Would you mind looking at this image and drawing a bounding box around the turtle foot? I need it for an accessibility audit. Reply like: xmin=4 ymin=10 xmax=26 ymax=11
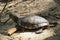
xmin=35 ymin=29 xmax=43 ymax=34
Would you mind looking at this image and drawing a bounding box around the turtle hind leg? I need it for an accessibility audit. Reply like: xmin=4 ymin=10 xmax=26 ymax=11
xmin=35 ymin=29 xmax=43 ymax=34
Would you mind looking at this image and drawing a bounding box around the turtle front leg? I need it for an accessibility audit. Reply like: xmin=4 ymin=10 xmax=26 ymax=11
xmin=35 ymin=29 xmax=43 ymax=34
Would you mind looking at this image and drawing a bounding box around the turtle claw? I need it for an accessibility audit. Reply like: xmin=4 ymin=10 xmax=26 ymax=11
xmin=35 ymin=29 xmax=43 ymax=34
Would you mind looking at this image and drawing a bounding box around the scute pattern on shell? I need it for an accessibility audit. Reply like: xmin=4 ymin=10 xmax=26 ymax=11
xmin=18 ymin=15 xmax=49 ymax=29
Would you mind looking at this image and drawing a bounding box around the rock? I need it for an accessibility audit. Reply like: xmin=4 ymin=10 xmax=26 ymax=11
xmin=11 ymin=28 xmax=55 ymax=40
xmin=0 ymin=34 xmax=12 ymax=40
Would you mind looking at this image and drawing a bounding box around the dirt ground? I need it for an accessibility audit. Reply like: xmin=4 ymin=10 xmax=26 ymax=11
xmin=0 ymin=0 xmax=60 ymax=40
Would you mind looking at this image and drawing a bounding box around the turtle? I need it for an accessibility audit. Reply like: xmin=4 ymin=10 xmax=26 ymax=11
xmin=4 ymin=13 xmax=57 ymax=34
xmin=17 ymin=15 xmax=50 ymax=34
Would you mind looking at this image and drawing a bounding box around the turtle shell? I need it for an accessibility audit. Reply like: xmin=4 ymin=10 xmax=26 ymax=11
xmin=18 ymin=15 xmax=49 ymax=29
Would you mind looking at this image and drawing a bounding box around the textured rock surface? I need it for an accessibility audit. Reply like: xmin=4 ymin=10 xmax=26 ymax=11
xmin=0 ymin=28 xmax=56 ymax=40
